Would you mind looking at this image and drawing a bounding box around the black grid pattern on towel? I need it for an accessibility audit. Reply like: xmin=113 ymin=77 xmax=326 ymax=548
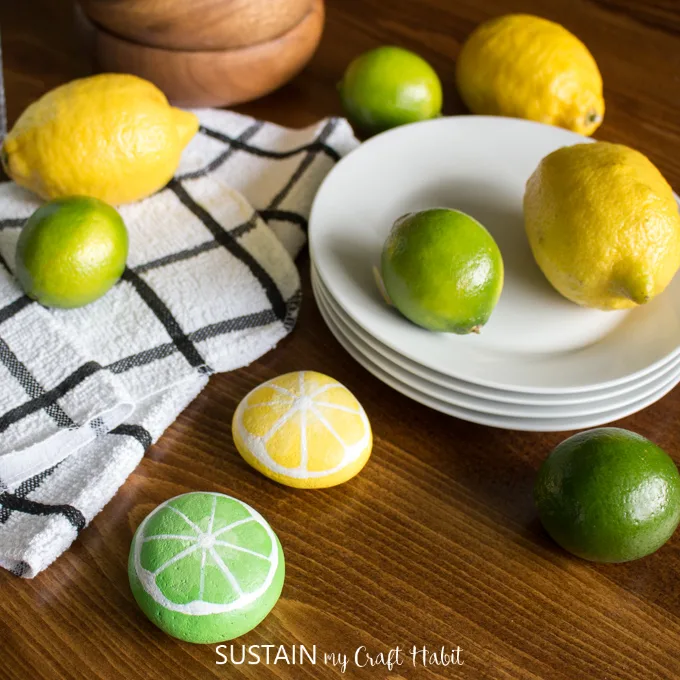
xmin=0 ymin=115 xmax=344 ymax=535
xmin=0 ymin=462 xmax=85 ymax=529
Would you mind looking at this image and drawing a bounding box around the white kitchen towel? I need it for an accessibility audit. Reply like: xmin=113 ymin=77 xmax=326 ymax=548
xmin=0 ymin=109 xmax=358 ymax=577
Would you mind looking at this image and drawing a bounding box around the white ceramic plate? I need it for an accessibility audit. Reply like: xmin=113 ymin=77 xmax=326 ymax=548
xmin=313 ymin=278 xmax=680 ymax=432
xmin=312 ymin=268 xmax=680 ymax=417
xmin=313 ymin=274 xmax=680 ymax=422
xmin=312 ymin=264 xmax=680 ymax=406
xmin=309 ymin=115 xmax=680 ymax=393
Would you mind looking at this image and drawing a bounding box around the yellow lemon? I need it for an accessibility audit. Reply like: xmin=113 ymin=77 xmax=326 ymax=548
xmin=524 ymin=142 xmax=680 ymax=310
xmin=456 ymin=14 xmax=604 ymax=136
xmin=1 ymin=74 xmax=198 ymax=205
xmin=233 ymin=371 xmax=372 ymax=489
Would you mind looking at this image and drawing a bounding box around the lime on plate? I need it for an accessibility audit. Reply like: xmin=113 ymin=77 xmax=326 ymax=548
xmin=380 ymin=208 xmax=504 ymax=334
xmin=128 ymin=492 xmax=285 ymax=643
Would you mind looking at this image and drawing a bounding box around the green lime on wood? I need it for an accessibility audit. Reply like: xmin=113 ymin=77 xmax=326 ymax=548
xmin=339 ymin=46 xmax=443 ymax=134
xmin=535 ymin=428 xmax=680 ymax=563
xmin=15 ymin=196 xmax=128 ymax=309
xmin=128 ymin=492 xmax=285 ymax=644
xmin=380 ymin=208 xmax=504 ymax=334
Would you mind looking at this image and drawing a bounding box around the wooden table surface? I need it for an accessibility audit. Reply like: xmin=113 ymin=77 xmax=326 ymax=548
xmin=2 ymin=1 xmax=680 ymax=678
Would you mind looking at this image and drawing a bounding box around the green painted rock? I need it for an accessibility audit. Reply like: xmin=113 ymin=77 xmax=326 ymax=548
xmin=380 ymin=208 xmax=504 ymax=334
xmin=128 ymin=492 xmax=285 ymax=643
xmin=535 ymin=428 xmax=680 ymax=563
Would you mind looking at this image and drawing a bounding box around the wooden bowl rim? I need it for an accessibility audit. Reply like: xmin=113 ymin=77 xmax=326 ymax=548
xmin=77 ymin=0 xmax=313 ymax=52
xmin=82 ymin=0 xmax=322 ymax=55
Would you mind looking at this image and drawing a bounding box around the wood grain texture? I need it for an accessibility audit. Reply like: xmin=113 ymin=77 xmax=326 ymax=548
xmin=1 ymin=0 xmax=680 ymax=678
xmin=76 ymin=0 xmax=325 ymax=108
xmin=77 ymin=0 xmax=312 ymax=51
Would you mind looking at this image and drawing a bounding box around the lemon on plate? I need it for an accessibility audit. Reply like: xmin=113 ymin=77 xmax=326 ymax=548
xmin=380 ymin=208 xmax=504 ymax=334
xmin=1 ymin=74 xmax=198 ymax=205
xmin=16 ymin=196 xmax=129 ymax=309
xmin=339 ymin=46 xmax=443 ymax=135
xmin=456 ymin=14 xmax=604 ymax=135
xmin=129 ymin=492 xmax=285 ymax=643
xmin=232 ymin=371 xmax=372 ymax=489
xmin=524 ymin=142 xmax=680 ymax=310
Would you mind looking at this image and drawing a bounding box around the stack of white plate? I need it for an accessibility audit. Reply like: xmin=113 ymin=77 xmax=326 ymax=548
xmin=308 ymin=116 xmax=680 ymax=431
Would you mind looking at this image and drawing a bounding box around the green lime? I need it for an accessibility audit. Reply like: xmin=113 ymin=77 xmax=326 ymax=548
xmin=128 ymin=492 xmax=285 ymax=644
xmin=380 ymin=208 xmax=504 ymax=334
xmin=535 ymin=428 xmax=680 ymax=563
xmin=15 ymin=196 xmax=128 ymax=308
xmin=339 ymin=46 xmax=443 ymax=134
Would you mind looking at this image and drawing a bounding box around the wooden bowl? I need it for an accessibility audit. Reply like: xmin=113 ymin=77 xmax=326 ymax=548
xmin=77 ymin=0 xmax=324 ymax=107
xmin=77 ymin=0 xmax=312 ymax=51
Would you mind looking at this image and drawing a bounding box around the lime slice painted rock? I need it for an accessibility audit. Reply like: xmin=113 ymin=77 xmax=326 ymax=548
xmin=128 ymin=492 xmax=285 ymax=643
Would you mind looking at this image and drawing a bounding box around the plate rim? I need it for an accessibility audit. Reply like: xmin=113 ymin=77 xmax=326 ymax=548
xmin=312 ymin=263 xmax=680 ymax=406
xmin=314 ymin=278 xmax=680 ymax=432
xmin=313 ymin=273 xmax=680 ymax=421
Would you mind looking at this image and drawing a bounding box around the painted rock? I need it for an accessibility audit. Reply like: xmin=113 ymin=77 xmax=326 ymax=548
xmin=232 ymin=371 xmax=372 ymax=489
xmin=128 ymin=492 xmax=285 ymax=643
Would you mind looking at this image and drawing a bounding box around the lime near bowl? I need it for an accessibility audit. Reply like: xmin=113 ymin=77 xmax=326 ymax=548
xmin=535 ymin=428 xmax=680 ymax=563
xmin=339 ymin=46 xmax=443 ymax=135
xmin=380 ymin=208 xmax=504 ymax=334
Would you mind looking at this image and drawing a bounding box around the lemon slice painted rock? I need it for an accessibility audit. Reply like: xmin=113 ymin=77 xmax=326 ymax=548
xmin=128 ymin=492 xmax=285 ymax=644
xmin=233 ymin=371 xmax=372 ymax=489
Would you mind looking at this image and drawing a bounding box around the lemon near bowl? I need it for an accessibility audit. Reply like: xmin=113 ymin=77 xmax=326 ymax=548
xmin=524 ymin=142 xmax=680 ymax=310
xmin=1 ymin=74 xmax=198 ymax=205
xmin=233 ymin=371 xmax=372 ymax=489
xmin=456 ymin=14 xmax=604 ymax=135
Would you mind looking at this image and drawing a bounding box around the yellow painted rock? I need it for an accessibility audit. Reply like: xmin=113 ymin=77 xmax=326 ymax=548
xmin=232 ymin=371 xmax=372 ymax=489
